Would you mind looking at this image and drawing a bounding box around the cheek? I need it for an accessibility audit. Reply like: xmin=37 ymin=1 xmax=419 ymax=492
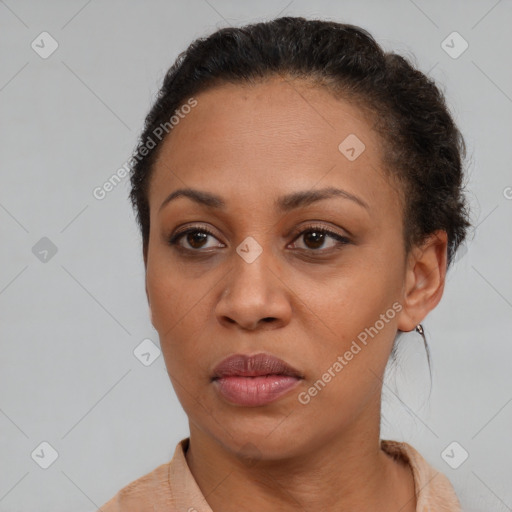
xmin=295 ymin=294 xmax=398 ymax=422
xmin=147 ymin=253 xmax=208 ymax=329
xmin=289 ymin=260 xmax=401 ymax=388
xmin=291 ymin=256 xmax=397 ymax=332
xmin=146 ymin=262 xmax=211 ymax=372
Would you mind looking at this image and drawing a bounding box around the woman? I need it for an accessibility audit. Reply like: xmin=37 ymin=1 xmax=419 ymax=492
xmin=99 ymin=16 xmax=470 ymax=511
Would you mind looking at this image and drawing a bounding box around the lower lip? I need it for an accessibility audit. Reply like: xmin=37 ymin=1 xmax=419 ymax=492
xmin=213 ymin=375 xmax=301 ymax=406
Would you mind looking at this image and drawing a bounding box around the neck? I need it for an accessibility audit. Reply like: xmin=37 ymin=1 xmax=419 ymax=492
xmin=184 ymin=403 xmax=416 ymax=512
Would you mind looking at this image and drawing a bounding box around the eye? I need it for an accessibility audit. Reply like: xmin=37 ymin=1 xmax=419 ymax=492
xmin=288 ymin=225 xmax=350 ymax=252
xmin=167 ymin=224 xmax=350 ymax=254
xmin=168 ymin=226 xmax=225 ymax=251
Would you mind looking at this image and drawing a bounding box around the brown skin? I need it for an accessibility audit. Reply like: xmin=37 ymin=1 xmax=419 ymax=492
xmin=144 ymin=76 xmax=447 ymax=512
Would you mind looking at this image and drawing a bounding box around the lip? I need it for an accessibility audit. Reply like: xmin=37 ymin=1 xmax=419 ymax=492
xmin=211 ymin=353 xmax=304 ymax=407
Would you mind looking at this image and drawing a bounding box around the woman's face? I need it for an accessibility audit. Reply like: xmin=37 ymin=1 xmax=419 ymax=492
xmin=145 ymin=77 xmax=412 ymax=459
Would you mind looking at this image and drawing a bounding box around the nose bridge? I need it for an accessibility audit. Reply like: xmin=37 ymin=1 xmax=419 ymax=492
xmin=230 ymin=235 xmax=275 ymax=300
xmin=216 ymin=234 xmax=291 ymax=329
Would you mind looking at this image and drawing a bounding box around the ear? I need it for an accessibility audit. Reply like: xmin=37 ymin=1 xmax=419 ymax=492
xmin=396 ymin=230 xmax=448 ymax=332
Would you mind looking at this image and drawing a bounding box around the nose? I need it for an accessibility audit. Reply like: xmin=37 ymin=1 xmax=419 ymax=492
xmin=215 ymin=247 xmax=293 ymax=331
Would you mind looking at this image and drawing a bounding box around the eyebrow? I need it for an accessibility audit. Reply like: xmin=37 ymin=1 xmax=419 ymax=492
xmin=158 ymin=186 xmax=370 ymax=213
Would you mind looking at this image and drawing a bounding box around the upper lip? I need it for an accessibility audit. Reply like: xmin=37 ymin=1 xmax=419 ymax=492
xmin=211 ymin=353 xmax=304 ymax=380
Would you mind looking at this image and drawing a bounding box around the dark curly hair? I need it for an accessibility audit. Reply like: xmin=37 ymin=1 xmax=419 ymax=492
xmin=128 ymin=16 xmax=471 ymax=272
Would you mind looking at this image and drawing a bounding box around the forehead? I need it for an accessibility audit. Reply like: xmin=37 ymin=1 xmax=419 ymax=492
xmin=148 ymin=77 xmax=398 ymax=216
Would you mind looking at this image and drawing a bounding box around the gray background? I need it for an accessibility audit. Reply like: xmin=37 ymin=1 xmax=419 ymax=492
xmin=1 ymin=1 xmax=511 ymax=511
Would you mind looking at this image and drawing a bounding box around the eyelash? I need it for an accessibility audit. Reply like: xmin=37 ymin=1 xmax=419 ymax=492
xmin=167 ymin=224 xmax=350 ymax=254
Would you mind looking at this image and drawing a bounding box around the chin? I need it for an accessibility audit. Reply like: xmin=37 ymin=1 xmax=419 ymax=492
xmin=199 ymin=414 xmax=313 ymax=462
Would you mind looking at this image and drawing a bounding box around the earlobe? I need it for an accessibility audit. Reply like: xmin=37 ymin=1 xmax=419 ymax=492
xmin=396 ymin=230 xmax=448 ymax=332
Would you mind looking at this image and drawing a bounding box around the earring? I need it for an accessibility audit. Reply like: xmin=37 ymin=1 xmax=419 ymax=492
xmin=415 ymin=323 xmax=426 ymax=344
xmin=415 ymin=323 xmax=432 ymax=375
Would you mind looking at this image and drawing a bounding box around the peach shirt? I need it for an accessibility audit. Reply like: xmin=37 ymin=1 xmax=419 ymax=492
xmin=98 ymin=438 xmax=462 ymax=511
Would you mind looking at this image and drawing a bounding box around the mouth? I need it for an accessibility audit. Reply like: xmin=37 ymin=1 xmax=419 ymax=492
xmin=211 ymin=353 xmax=304 ymax=407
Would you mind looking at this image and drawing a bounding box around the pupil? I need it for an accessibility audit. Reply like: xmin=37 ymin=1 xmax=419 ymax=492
xmin=188 ymin=232 xmax=207 ymax=248
xmin=305 ymin=231 xmax=324 ymax=249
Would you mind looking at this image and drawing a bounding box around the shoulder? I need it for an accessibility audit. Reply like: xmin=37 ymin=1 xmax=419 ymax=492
xmin=381 ymin=439 xmax=462 ymax=511
xmin=97 ymin=460 xmax=172 ymax=512
xmin=97 ymin=437 xmax=212 ymax=512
